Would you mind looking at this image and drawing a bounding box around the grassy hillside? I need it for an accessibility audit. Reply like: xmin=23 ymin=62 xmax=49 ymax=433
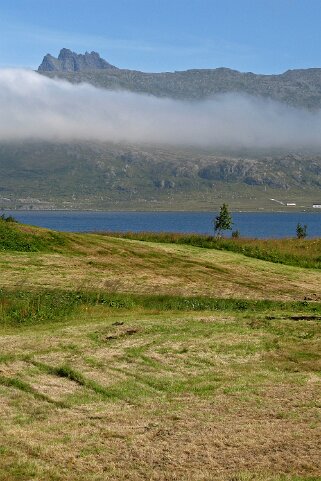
xmin=1 ymin=220 xmax=321 ymax=300
xmin=105 ymin=231 xmax=321 ymax=269
xmin=0 ymin=222 xmax=321 ymax=480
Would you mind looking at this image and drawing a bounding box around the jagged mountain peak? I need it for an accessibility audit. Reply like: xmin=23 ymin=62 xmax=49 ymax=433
xmin=37 ymin=49 xmax=321 ymax=109
xmin=38 ymin=48 xmax=118 ymax=72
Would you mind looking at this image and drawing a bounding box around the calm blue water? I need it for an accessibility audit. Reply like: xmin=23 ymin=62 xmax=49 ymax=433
xmin=3 ymin=210 xmax=321 ymax=238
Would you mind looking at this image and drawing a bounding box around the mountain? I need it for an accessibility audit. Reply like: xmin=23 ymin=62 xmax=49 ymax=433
xmin=38 ymin=48 xmax=117 ymax=72
xmin=1 ymin=141 xmax=321 ymax=211
xmin=38 ymin=49 xmax=321 ymax=109
xmin=2 ymin=50 xmax=319 ymax=211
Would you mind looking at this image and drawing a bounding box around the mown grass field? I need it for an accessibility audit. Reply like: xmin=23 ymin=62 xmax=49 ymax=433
xmin=102 ymin=231 xmax=321 ymax=270
xmin=0 ymin=219 xmax=320 ymax=480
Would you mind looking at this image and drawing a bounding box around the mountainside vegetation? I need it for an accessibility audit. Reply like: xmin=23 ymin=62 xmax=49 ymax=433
xmin=1 ymin=141 xmax=321 ymax=210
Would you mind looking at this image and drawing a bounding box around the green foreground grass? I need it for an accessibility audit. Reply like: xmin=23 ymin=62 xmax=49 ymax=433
xmin=0 ymin=295 xmax=320 ymax=480
xmin=0 ymin=220 xmax=321 ymax=480
xmin=1 ymin=288 xmax=321 ymax=328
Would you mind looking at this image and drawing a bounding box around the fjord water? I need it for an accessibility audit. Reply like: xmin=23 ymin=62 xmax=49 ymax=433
xmin=4 ymin=211 xmax=321 ymax=238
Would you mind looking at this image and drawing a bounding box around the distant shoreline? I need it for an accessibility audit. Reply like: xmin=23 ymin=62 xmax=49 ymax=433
xmin=2 ymin=208 xmax=321 ymax=213
xmin=3 ymin=210 xmax=321 ymax=239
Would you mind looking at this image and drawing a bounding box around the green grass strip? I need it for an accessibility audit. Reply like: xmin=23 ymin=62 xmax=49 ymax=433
xmin=0 ymin=218 xmax=69 ymax=252
xmin=0 ymin=374 xmax=65 ymax=406
xmin=32 ymin=361 xmax=116 ymax=399
xmin=1 ymin=288 xmax=321 ymax=327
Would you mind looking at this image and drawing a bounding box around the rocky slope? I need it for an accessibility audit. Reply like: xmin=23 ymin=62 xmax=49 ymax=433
xmin=1 ymin=141 xmax=321 ymax=210
xmin=38 ymin=48 xmax=117 ymax=72
xmin=38 ymin=49 xmax=321 ymax=109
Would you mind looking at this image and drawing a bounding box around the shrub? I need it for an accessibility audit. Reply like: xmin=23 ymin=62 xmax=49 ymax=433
xmin=0 ymin=213 xmax=17 ymax=223
xmin=213 ymin=203 xmax=233 ymax=237
xmin=296 ymin=223 xmax=307 ymax=239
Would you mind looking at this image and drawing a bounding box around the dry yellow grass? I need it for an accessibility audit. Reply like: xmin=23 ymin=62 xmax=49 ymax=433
xmin=1 ymin=230 xmax=321 ymax=479
xmin=1 ymin=234 xmax=321 ymax=300
xmin=0 ymin=308 xmax=320 ymax=480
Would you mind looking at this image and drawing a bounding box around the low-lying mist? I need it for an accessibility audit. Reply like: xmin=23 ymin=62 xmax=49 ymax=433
xmin=0 ymin=68 xmax=321 ymax=150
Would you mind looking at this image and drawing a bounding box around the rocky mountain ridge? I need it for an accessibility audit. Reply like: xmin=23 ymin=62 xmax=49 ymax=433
xmin=38 ymin=49 xmax=321 ymax=109
xmin=38 ymin=48 xmax=117 ymax=72
xmin=3 ymin=50 xmax=317 ymax=210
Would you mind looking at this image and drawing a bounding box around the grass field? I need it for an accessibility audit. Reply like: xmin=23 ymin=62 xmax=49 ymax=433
xmin=0 ymin=220 xmax=320 ymax=480
xmin=102 ymin=232 xmax=321 ymax=270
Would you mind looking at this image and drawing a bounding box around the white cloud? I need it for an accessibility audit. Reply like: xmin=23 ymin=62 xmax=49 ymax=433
xmin=0 ymin=68 xmax=320 ymax=149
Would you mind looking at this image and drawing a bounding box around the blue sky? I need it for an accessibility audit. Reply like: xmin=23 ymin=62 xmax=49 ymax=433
xmin=1 ymin=0 xmax=321 ymax=73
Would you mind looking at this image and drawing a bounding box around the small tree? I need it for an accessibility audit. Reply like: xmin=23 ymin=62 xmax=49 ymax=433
xmin=213 ymin=203 xmax=233 ymax=237
xmin=0 ymin=214 xmax=16 ymax=223
xmin=296 ymin=222 xmax=307 ymax=239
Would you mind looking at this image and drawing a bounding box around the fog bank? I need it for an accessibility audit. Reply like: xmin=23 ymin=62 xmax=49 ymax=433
xmin=0 ymin=68 xmax=320 ymax=149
